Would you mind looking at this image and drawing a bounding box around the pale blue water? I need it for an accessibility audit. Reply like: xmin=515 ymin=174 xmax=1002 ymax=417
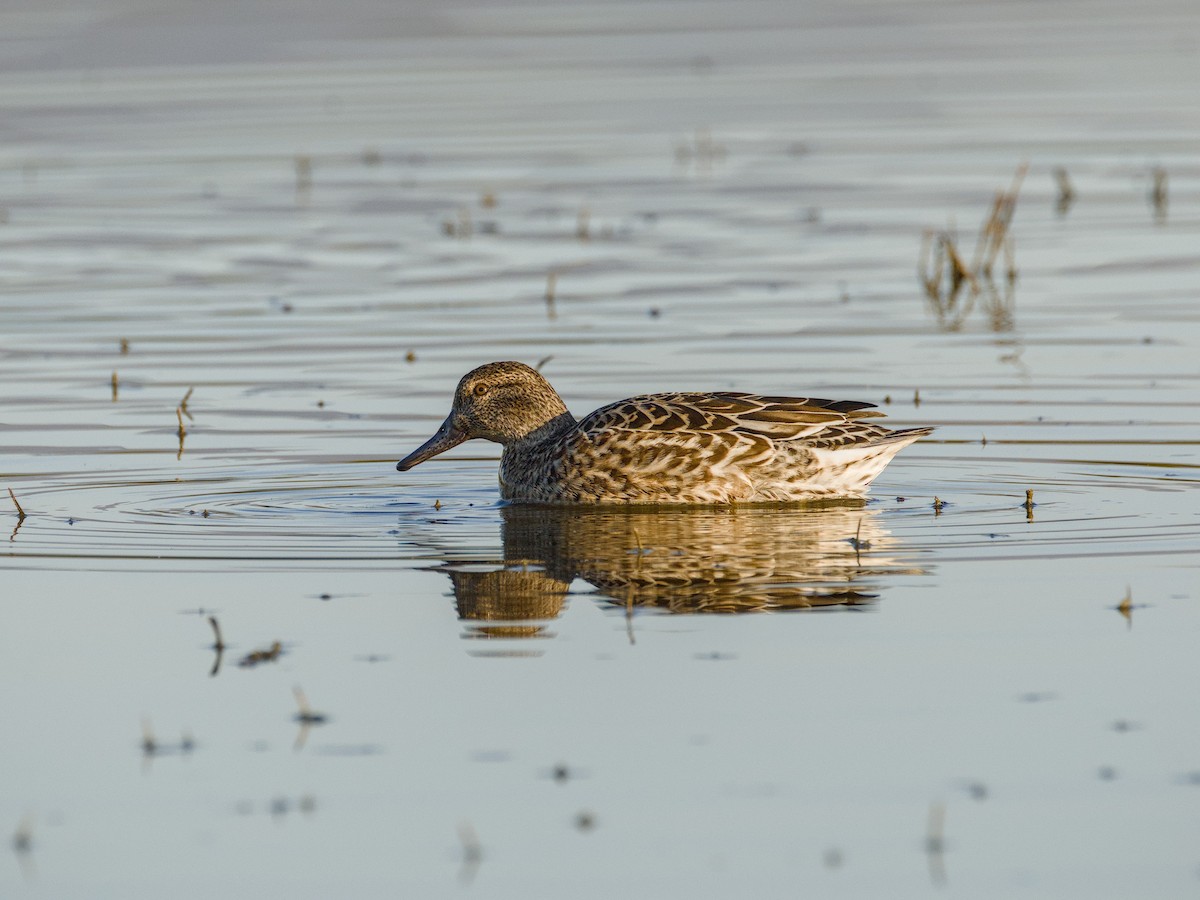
xmin=2 ymin=0 xmax=1199 ymax=897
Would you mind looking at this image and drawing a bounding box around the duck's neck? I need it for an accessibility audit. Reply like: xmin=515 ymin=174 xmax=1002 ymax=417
xmin=512 ymin=410 xmax=577 ymax=446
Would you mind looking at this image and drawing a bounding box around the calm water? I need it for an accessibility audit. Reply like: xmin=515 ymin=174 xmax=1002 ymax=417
xmin=3 ymin=1 xmax=1199 ymax=897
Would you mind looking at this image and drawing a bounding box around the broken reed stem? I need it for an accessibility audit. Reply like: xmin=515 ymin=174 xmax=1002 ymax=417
xmin=180 ymin=387 xmax=194 ymax=420
xmin=973 ymin=162 xmax=1027 ymax=277
xmin=176 ymin=407 xmax=186 ymax=438
xmin=208 ymin=616 xmax=225 ymax=651
xmin=111 ymin=371 xmax=119 ymax=401
xmin=8 ymin=488 xmax=26 ymax=522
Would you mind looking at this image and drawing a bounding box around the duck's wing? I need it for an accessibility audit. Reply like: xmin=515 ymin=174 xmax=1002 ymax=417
xmin=578 ymin=392 xmax=886 ymax=445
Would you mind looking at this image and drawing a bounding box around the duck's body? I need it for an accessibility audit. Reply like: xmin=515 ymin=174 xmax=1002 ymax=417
xmin=397 ymin=361 xmax=931 ymax=504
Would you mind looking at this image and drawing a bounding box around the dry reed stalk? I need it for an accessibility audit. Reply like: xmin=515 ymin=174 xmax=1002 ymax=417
xmin=8 ymin=488 xmax=26 ymax=521
xmin=920 ymin=164 xmax=1027 ymax=330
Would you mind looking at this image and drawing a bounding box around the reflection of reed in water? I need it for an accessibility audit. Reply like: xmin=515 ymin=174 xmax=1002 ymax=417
xmin=443 ymin=503 xmax=923 ymax=628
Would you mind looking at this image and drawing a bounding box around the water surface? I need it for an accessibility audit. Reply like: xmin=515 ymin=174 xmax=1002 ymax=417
xmin=2 ymin=1 xmax=1199 ymax=897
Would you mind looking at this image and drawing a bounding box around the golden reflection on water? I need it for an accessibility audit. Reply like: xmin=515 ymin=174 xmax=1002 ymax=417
xmin=443 ymin=503 xmax=925 ymax=636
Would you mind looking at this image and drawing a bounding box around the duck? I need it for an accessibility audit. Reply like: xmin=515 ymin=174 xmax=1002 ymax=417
xmin=396 ymin=361 xmax=931 ymax=504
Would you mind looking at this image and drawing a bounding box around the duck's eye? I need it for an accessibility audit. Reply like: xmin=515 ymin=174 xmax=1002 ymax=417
xmin=473 ymin=384 xmax=489 ymax=397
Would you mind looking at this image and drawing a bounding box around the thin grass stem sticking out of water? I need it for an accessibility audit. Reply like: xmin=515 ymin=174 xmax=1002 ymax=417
xmin=1053 ymin=167 xmax=1075 ymax=215
xmin=176 ymin=407 xmax=186 ymax=460
xmin=8 ymin=487 xmax=27 ymax=522
xmin=179 ymin=387 xmax=194 ymax=422
xmin=1150 ymin=167 xmax=1168 ymax=223
xmin=111 ymin=371 xmax=119 ymax=402
xmin=925 ymin=801 xmax=948 ymax=887
xmin=545 ymin=271 xmax=558 ymax=320
xmin=294 ymin=155 xmax=312 ymax=199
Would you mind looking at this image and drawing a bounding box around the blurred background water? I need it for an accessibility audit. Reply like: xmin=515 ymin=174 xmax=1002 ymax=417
xmin=2 ymin=1 xmax=1199 ymax=897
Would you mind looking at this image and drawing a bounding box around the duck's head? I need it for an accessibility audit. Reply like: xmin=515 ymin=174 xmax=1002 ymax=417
xmin=396 ymin=361 xmax=570 ymax=471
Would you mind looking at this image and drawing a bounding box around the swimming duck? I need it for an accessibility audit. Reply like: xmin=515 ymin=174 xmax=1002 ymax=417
xmin=396 ymin=361 xmax=931 ymax=503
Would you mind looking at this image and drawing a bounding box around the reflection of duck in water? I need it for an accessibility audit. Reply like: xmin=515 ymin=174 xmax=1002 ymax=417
xmin=445 ymin=504 xmax=923 ymax=633
xmin=398 ymin=362 xmax=931 ymax=503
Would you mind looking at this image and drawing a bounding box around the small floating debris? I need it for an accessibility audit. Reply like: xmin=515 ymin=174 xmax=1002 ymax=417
xmin=111 ymin=370 xmax=119 ymax=401
xmin=574 ymin=811 xmax=596 ymax=832
xmin=238 ymin=641 xmax=283 ymax=668
xmin=119 ymin=337 xmax=130 ymax=354
xmin=932 ymin=496 xmax=945 ymax=514
xmin=1113 ymin=587 xmax=1146 ymax=627
xmin=442 ymin=206 xmax=473 ymax=238
xmin=141 ymin=719 xmax=194 ymax=758
xmin=12 ymin=814 xmax=33 ymax=854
